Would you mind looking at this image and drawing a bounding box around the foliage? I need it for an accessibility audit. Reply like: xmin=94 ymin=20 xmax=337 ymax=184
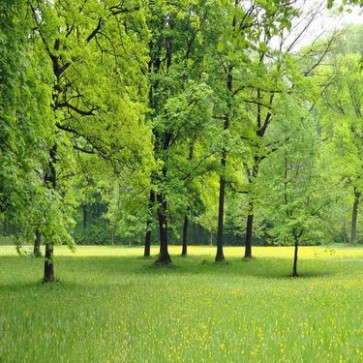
xmin=318 ymin=51 xmax=363 ymax=242
xmin=328 ymin=0 xmax=363 ymax=8
xmin=0 ymin=0 xmax=73 ymax=246
xmin=259 ymin=97 xmax=333 ymax=247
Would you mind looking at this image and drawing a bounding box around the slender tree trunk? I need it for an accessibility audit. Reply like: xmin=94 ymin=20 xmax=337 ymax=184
xmin=144 ymin=189 xmax=155 ymax=257
xmin=181 ymin=215 xmax=189 ymax=257
xmin=83 ymin=205 xmax=88 ymax=230
xmin=3 ymin=216 xmax=8 ymax=235
xmin=343 ymin=210 xmax=348 ymax=243
xmin=181 ymin=142 xmax=194 ymax=257
xmin=244 ymin=205 xmax=254 ymax=258
xmin=155 ymin=191 xmax=171 ymax=264
xmin=43 ymin=243 xmax=55 ymax=282
xmin=33 ymin=228 xmax=42 ymax=257
xmin=43 ymin=145 xmax=57 ymax=282
xmin=351 ymin=186 xmax=360 ymax=244
xmin=292 ymin=239 xmax=299 ymax=277
xmin=244 ymin=160 xmax=259 ymax=258
xmin=144 ymin=229 xmax=152 ymax=257
xmin=215 ymin=166 xmax=226 ymax=262
xmin=215 ymin=61 xmax=233 ymax=262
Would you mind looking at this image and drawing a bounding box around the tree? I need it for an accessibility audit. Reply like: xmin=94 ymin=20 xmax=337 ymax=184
xmin=319 ymin=53 xmax=363 ymax=243
xmin=258 ymin=97 xmax=331 ymax=276
xmin=232 ymin=3 xmax=338 ymax=258
xmin=28 ymin=0 xmax=151 ymax=280
xmin=0 ymin=0 xmax=66 ymax=266
xmin=146 ymin=1 xmax=215 ymax=264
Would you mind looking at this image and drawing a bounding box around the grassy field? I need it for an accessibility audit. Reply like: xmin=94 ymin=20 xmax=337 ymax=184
xmin=1 ymin=245 xmax=363 ymax=362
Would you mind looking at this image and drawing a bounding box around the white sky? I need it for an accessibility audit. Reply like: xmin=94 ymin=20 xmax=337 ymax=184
xmin=282 ymin=0 xmax=363 ymax=51
xmin=315 ymin=2 xmax=363 ymax=30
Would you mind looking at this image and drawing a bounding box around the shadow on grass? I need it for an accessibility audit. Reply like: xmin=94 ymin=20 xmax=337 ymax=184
xmin=0 ymin=281 xmax=40 ymax=293
xmin=57 ymin=253 xmax=337 ymax=280
xmin=0 ymin=253 xmax=338 ymax=294
xmin=0 ymin=280 xmax=64 ymax=293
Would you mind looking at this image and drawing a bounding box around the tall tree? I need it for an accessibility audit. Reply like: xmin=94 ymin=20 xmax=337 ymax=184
xmin=0 ymin=0 xmax=65 ymax=261
xmin=320 ymin=53 xmax=363 ymax=243
xmin=235 ymin=4 xmax=336 ymax=258
xmin=146 ymin=1 xmax=215 ymax=264
xmin=28 ymin=0 xmax=151 ymax=280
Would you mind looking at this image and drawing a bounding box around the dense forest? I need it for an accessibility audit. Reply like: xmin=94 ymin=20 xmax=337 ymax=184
xmin=1 ymin=0 xmax=363 ymax=280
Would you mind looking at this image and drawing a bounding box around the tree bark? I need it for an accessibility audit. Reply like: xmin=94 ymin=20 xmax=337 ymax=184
xmin=215 ymin=61 xmax=233 ymax=262
xmin=3 ymin=216 xmax=8 ymax=235
xmin=43 ymin=145 xmax=57 ymax=282
xmin=181 ymin=142 xmax=194 ymax=257
xmin=144 ymin=229 xmax=152 ymax=257
xmin=244 ymin=206 xmax=254 ymax=258
xmin=351 ymin=186 xmax=360 ymax=244
xmin=244 ymin=159 xmax=259 ymax=258
xmin=33 ymin=228 xmax=42 ymax=257
xmin=144 ymin=189 xmax=155 ymax=257
xmin=155 ymin=191 xmax=171 ymax=264
xmin=181 ymin=215 xmax=189 ymax=257
xmin=292 ymin=240 xmax=299 ymax=277
xmin=215 ymin=166 xmax=226 ymax=262
xmin=82 ymin=205 xmax=88 ymax=230
xmin=43 ymin=243 xmax=55 ymax=282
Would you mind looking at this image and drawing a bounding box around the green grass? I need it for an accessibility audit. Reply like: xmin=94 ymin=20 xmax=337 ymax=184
xmin=1 ymin=245 xmax=363 ymax=362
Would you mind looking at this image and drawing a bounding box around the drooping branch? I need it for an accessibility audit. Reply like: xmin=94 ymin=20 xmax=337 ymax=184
xmin=56 ymin=101 xmax=96 ymax=116
xmin=257 ymin=93 xmax=275 ymax=137
xmin=303 ymin=31 xmax=338 ymax=77
xmin=29 ymin=3 xmax=53 ymax=58
xmin=86 ymin=18 xmax=104 ymax=44
xmin=55 ymin=122 xmax=121 ymax=162
xmin=109 ymin=2 xmax=141 ymax=16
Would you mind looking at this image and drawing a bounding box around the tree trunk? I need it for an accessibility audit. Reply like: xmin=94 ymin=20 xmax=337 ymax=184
xmin=181 ymin=215 xmax=189 ymax=257
xmin=292 ymin=240 xmax=299 ymax=277
xmin=83 ymin=205 xmax=88 ymax=230
xmin=144 ymin=229 xmax=152 ymax=257
xmin=144 ymin=189 xmax=155 ymax=257
xmin=3 ymin=216 xmax=8 ymax=235
xmin=244 ymin=159 xmax=259 ymax=258
xmin=181 ymin=142 xmax=194 ymax=258
xmin=244 ymin=208 xmax=254 ymax=259
xmin=215 ymin=46 xmax=234 ymax=262
xmin=155 ymin=192 xmax=171 ymax=264
xmin=215 ymin=170 xmax=226 ymax=262
xmin=351 ymin=186 xmax=360 ymax=244
xmin=33 ymin=228 xmax=42 ymax=257
xmin=43 ymin=243 xmax=55 ymax=283
xmin=43 ymin=145 xmax=57 ymax=282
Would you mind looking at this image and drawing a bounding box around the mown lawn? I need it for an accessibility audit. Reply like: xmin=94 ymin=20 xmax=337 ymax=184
xmin=1 ymin=245 xmax=363 ymax=362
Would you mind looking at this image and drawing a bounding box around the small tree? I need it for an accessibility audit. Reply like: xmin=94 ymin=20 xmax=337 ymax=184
xmin=259 ymin=98 xmax=332 ymax=276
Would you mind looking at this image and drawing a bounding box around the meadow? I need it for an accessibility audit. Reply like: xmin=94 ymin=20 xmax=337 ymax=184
xmin=1 ymin=245 xmax=363 ymax=362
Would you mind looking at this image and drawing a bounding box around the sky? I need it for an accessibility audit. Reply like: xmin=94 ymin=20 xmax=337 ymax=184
xmin=283 ymin=0 xmax=363 ymax=51
xmin=317 ymin=2 xmax=363 ymax=30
